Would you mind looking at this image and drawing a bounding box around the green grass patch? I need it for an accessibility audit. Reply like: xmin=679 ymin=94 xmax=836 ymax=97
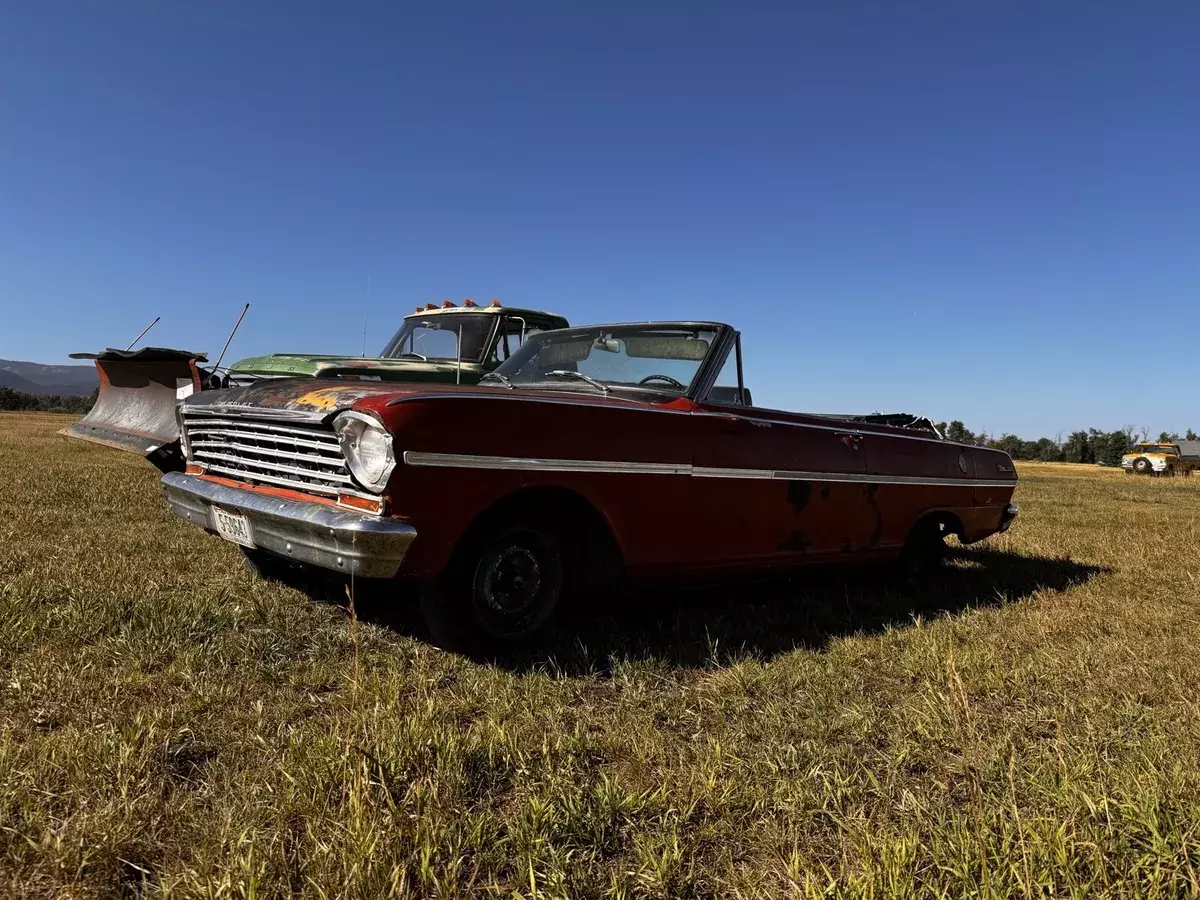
xmin=2 ymin=414 xmax=1200 ymax=897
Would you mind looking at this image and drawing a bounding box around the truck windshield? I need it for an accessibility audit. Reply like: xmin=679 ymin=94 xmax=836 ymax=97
xmin=488 ymin=324 xmax=720 ymax=395
xmin=379 ymin=315 xmax=495 ymax=363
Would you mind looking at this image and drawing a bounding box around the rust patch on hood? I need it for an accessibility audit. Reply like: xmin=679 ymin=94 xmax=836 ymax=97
xmin=182 ymin=378 xmax=408 ymax=418
xmin=293 ymin=387 xmax=353 ymax=411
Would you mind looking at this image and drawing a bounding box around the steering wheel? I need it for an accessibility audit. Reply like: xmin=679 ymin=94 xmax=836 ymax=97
xmin=638 ymin=373 xmax=686 ymax=390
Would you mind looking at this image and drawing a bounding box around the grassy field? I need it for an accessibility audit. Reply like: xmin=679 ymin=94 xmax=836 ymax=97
xmin=2 ymin=412 xmax=1200 ymax=898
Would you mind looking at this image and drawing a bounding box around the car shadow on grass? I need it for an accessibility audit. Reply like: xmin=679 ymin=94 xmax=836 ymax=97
xmin=280 ymin=547 xmax=1108 ymax=673
xmin=521 ymin=547 xmax=1107 ymax=674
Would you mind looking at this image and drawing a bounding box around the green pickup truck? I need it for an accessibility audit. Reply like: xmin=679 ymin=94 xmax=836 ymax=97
xmin=65 ymin=301 xmax=569 ymax=470
xmin=227 ymin=301 xmax=568 ymax=382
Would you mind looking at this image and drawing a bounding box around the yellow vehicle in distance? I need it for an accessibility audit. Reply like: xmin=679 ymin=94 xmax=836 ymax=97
xmin=1121 ymin=441 xmax=1200 ymax=476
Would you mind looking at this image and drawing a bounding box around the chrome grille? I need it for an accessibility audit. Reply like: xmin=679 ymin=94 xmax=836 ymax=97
xmin=181 ymin=412 xmax=350 ymax=496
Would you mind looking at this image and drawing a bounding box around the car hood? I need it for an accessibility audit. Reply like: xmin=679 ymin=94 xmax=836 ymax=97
xmin=181 ymin=377 xmax=675 ymax=421
xmin=181 ymin=378 xmax=423 ymax=420
xmin=226 ymin=352 xmax=485 ymax=381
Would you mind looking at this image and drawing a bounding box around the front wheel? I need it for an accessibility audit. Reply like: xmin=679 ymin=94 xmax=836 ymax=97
xmin=1133 ymin=457 xmax=1152 ymax=474
xmin=421 ymin=523 xmax=566 ymax=654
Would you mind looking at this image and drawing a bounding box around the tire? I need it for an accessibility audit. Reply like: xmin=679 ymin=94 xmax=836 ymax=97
xmin=901 ymin=516 xmax=949 ymax=583
xmin=421 ymin=522 xmax=566 ymax=654
xmin=1133 ymin=457 xmax=1152 ymax=474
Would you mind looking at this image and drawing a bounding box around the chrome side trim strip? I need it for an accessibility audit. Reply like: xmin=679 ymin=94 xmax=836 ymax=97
xmin=402 ymin=451 xmax=1016 ymax=488
xmin=690 ymin=465 xmax=773 ymax=480
xmin=402 ymin=451 xmax=690 ymax=476
xmin=696 ymin=467 xmax=1015 ymax=488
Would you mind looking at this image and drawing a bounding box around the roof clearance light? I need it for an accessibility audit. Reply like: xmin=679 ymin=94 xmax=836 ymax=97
xmin=414 ymin=306 xmax=423 ymax=313
xmin=490 ymin=299 xmax=502 ymax=307
xmin=463 ymin=299 xmax=477 ymax=307
xmin=442 ymin=300 xmax=456 ymax=308
xmin=424 ymin=303 xmax=437 ymax=310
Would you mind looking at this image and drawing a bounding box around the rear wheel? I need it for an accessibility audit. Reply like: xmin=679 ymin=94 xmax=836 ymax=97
xmin=901 ymin=516 xmax=950 ymax=583
xmin=421 ymin=522 xmax=566 ymax=654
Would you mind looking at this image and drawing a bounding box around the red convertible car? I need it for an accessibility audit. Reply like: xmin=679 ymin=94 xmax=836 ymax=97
xmin=160 ymin=321 xmax=1018 ymax=650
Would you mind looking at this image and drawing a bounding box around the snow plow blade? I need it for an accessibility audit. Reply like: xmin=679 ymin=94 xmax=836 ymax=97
xmin=62 ymin=347 xmax=208 ymax=472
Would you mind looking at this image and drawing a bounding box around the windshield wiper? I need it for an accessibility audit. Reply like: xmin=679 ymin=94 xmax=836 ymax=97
xmin=396 ymin=351 xmax=427 ymax=361
xmin=545 ymin=370 xmax=610 ymax=393
xmin=479 ymin=372 xmax=514 ymax=389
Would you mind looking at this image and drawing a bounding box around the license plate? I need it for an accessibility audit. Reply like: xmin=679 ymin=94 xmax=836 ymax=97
xmin=212 ymin=506 xmax=255 ymax=548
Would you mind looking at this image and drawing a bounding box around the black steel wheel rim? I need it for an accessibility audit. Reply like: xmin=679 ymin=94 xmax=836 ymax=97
xmin=471 ymin=530 xmax=562 ymax=639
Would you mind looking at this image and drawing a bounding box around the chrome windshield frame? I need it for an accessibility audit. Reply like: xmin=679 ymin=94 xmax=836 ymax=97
xmin=487 ymin=321 xmax=735 ymax=400
xmin=685 ymin=323 xmax=738 ymax=403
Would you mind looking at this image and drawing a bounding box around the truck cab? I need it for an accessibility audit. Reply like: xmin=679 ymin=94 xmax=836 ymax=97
xmin=227 ymin=301 xmax=570 ymax=383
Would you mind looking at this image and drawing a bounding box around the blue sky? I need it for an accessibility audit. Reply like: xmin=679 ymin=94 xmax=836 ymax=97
xmin=2 ymin=2 xmax=1197 ymax=438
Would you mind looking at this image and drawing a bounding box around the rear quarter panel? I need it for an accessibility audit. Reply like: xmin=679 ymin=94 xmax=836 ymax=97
xmin=861 ymin=427 xmax=1017 ymax=546
xmin=967 ymin=446 xmax=1018 ymax=541
xmin=861 ymin=428 xmax=977 ymax=548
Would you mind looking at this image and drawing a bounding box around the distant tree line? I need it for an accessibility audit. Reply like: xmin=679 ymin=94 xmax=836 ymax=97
xmin=0 ymin=386 xmax=97 ymax=415
xmin=936 ymin=421 xmax=1199 ymax=466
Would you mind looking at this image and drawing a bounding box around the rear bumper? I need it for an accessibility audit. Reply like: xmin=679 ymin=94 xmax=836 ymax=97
xmin=161 ymin=472 xmax=416 ymax=578
xmin=998 ymin=503 xmax=1019 ymax=533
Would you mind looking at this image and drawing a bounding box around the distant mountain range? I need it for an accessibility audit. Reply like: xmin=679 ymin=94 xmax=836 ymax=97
xmin=0 ymin=358 xmax=98 ymax=396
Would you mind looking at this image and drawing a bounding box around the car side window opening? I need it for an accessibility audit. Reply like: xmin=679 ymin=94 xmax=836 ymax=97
xmin=706 ymin=347 xmax=752 ymax=407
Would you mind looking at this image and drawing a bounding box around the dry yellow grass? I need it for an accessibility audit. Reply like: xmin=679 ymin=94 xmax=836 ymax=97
xmin=2 ymin=412 xmax=1200 ymax=898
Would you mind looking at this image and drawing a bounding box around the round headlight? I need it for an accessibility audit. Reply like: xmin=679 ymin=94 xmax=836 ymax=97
xmin=333 ymin=411 xmax=396 ymax=493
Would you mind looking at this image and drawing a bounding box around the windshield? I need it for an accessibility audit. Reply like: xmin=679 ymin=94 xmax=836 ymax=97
xmin=379 ymin=314 xmax=496 ymax=363
xmin=1138 ymin=444 xmax=1178 ymax=454
xmin=488 ymin=324 xmax=721 ymax=395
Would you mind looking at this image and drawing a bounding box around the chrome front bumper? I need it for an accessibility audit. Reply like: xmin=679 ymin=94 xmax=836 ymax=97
xmin=161 ymin=472 xmax=417 ymax=578
xmin=998 ymin=503 xmax=1019 ymax=533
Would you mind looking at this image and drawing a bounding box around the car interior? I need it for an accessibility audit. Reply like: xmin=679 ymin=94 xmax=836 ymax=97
xmin=706 ymin=386 xmax=754 ymax=406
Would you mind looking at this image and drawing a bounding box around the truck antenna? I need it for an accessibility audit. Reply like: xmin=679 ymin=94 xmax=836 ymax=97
xmin=125 ymin=316 xmax=161 ymax=351
xmin=361 ymin=275 xmax=371 ymax=357
xmin=212 ymin=303 xmax=251 ymax=373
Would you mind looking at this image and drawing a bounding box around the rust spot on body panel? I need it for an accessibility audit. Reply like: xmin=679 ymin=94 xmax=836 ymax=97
xmin=786 ymin=481 xmax=813 ymax=514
